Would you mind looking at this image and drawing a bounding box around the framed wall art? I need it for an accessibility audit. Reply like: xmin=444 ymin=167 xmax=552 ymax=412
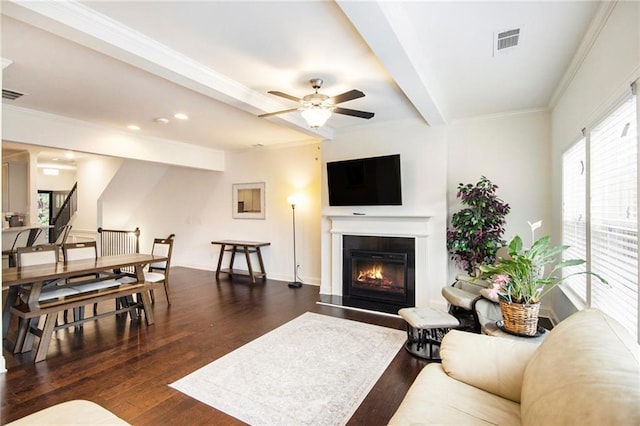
xmin=232 ymin=182 xmax=265 ymax=219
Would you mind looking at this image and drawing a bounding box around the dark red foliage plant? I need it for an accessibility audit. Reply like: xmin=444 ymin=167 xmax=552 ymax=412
xmin=446 ymin=176 xmax=510 ymax=275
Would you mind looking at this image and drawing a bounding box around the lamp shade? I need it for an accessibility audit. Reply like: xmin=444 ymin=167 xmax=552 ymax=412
xmin=301 ymin=106 xmax=332 ymax=128
xmin=287 ymin=195 xmax=299 ymax=206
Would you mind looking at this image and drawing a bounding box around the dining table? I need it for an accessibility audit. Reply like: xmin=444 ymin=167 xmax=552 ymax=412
xmin=2 ymin=253 xmax=168 ymax=361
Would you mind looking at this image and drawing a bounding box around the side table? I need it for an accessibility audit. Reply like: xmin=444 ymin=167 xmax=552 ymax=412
xmin=483 ymin=321 xmax=548 ymax=344
xmin=212 ymin=240 xmax=270 ymax=284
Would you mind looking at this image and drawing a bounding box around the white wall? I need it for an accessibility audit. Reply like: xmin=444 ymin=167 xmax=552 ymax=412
xmin=447 ymin=110 xmax=552 ymax=282
xmin=113 ymin=142 xmax=322 ymax=284
xmin=99 ymin=160 xmax=169 ymax=229
xmin=74 ymin=156 xmax=122 ymax=235
xmin=37 ymin=167 xmax=76 ymax=191
xmin=321 ymin=118 xmax=448 ymax=308
xmin=550 ymin=1 xmax=640 ymax=320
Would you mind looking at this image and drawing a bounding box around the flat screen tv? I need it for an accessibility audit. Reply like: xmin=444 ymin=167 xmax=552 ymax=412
xmin=327 ymin=154 xmax=402 ymax=206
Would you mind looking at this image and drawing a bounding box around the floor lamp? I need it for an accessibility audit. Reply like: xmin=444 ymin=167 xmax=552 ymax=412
xmin=287 ymin=195 xmax=302 ymax=288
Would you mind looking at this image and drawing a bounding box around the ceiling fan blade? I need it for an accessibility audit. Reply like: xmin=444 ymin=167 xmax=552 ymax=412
xmin=333 ymin=107 xmax=374 ymax=119
xmin=329 ymin=89 xmax=365 ymax=105
xmin=258 ymin=108 xmax=299 ymax=118
xmin=268 ymin=91 xmax=302 ymax=103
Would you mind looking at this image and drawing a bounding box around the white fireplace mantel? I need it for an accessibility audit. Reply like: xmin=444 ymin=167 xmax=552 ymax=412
xmin=327 ymin=214 xmax=431 ymax=237
xmin=324 ymin=215 xmax=431 ymax=306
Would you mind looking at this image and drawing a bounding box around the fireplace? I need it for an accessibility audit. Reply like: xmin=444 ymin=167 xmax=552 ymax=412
xmin=342 ymin=235 xmax=415 ymax=314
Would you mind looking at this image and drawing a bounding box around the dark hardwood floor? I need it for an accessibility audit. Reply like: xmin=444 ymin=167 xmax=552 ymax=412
xmin=1 ymin=267 xmax=430 ymax=425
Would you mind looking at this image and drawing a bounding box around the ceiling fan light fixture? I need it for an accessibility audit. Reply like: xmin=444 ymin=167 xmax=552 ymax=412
xmin=301 ymin=106 xmax=332 ymax=128
xmin=260 ymin=78 xmax=372 ymax=126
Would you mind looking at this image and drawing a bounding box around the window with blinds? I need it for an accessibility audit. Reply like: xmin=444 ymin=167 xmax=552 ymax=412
xmin=562 ymin=93 xmax=638 ymax=343
xmin=562 ymin=139 xmax=587 ymax=302
xmin=590 ymin=95 xmax=638 ymax=342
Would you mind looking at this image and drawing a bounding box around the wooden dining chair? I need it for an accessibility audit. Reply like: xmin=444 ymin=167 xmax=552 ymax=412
xmin=16 ymin=245 xmax=73 ymax=301
xmin=53 ymin=224 xmax=73 ymax=256
xmin=62 ymin=241 xmax=120 ymax=320
xmin=146 ymin=236 xmax=175 ymax=304
xmin=117 ymin=235 xmax=175 ymax=305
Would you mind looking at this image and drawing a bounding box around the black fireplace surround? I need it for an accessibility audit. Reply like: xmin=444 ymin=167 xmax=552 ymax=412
xmin=342 ymin=235 xmax=415 ymax=314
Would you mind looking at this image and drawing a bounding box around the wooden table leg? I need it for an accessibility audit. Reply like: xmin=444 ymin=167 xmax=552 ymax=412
xmin=215 ymin=243 xmax=226 ymax=279
xmin=18 ymin=317 xmax=40 ymax=354
xmin=244 ymin=246 xmax=255 ymax=283
xmin=3 ymin=286 xmax=19 ymax=339
xmin=256 ymin=246 xmax=267 ymax=280
xmin=140 ymin=289 xmax=155 ymax=325
xmin=228 ymin=245 xmax=237 ymax=276
xmin=34 ymin=313 xmax=57 ymax=362
xmin=134 ymin=264 xmax=153 ymax=324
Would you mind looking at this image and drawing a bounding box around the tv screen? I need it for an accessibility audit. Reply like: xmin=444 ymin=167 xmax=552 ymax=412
xmin=327 ymin=154 xmax=402 ymax=206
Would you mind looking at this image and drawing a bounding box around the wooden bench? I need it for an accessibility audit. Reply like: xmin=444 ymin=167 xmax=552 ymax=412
xmin=11 ymin=278 xmax=159 ymax=362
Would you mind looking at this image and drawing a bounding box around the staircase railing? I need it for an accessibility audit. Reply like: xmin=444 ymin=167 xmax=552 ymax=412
xmin=50 ymin=182 xmax=77 ymax=242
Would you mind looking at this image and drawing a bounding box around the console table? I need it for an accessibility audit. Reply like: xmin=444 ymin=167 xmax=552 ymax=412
xmin=211 ymin=240 xmax=270 ymax=284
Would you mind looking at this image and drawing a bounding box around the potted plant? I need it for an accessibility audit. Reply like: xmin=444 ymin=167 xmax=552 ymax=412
xmin=479 ymin=235 xmax=608 ymax=336
xmin=447 ymin=176 xmax=510 ymax=276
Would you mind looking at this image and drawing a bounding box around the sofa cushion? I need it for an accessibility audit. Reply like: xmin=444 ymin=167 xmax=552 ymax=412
xmin=441 ymin=329 xmax=539 ymax=403
xmin=521 ymin=309 xmax=640 ymax=425
xmin=388 ymin=363 xmax=521 ymax=425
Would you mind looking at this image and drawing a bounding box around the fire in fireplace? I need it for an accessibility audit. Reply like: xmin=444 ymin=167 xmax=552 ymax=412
xmin=343 ymin=235 xmax=415 ymax=314
xmin=352 ymin=252 xmax=406 ymax=294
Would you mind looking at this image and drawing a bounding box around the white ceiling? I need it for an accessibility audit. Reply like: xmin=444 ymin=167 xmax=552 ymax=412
xmin=1 ymin=1 xmax=602 ymax=155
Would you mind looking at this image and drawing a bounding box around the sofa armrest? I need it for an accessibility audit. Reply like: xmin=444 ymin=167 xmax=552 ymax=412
xmin=440 ymin=330 xmax=539 ymax=403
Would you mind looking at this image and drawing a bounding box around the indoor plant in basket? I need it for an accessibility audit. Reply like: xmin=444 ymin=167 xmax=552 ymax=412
xmin=447 ymin=176 xmax=510 ymax=276
xmin=479 ymin=235 xmax=608 ymax=336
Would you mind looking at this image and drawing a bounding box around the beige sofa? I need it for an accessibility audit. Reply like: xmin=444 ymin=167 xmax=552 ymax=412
xmin=6 ymin=400 xmax=130 ymax=425
xmin=389 ymin=308 xmax=639 ymax=425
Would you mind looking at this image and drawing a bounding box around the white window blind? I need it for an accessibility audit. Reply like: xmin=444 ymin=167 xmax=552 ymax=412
xmin=562 ymin=139 xmax=587 ymax=301
xmin=589 ymin=95 xmax=638 ymax=342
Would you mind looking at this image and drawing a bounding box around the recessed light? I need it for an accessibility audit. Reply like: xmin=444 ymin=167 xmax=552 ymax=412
xmin=154 ymin=117 xmax=170 ymax=124
xmin=127 ymin=124 xmax=141 ymax=131
xmin=174 ymin=113 xmax=188 ymax=120
xmin=43 ymin=168 xmax=59 ymax=176
xmin=64 ymin=152 xmax=74 ymax=159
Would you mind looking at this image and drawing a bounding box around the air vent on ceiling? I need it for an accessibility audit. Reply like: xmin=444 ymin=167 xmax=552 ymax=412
xmin=494 ymin=28 xmax=520 ymax=54
xmin=2 ymin=88 xmax=24 ymax=100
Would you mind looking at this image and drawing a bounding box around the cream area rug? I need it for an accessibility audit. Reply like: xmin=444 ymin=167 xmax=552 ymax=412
xmin=170 ymin=312 xmax=406 ymax=425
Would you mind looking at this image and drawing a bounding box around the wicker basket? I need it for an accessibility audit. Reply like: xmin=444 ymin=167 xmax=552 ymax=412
xmin=499 ymin=300 xmax=540 ymax=336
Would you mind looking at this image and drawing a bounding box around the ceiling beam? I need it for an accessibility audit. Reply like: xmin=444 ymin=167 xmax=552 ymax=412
xmin=337 ymin=0 xmax=446 ymax=126
xmin=3 ymin=0 xmax=334 ymax=139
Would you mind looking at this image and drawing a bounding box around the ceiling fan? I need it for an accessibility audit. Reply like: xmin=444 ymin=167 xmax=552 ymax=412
xmin=259 ymin=78 xmax=375 ymax=128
